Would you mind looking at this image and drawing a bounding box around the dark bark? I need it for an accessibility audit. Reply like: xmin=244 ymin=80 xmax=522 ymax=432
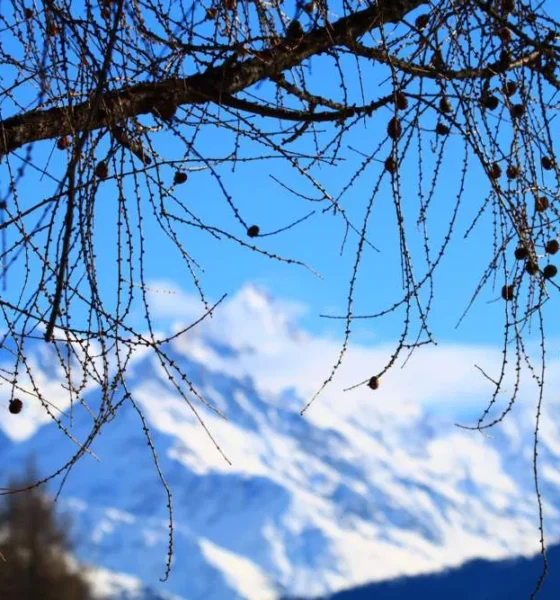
xmin=0 ymin=0 xmax=427 ymax=158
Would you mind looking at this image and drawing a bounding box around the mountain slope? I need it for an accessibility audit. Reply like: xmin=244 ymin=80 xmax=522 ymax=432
xmin=1 ymin=285 xmax=560 ymax=599
xmin=311 ymin=543 xmax=559 ymax=600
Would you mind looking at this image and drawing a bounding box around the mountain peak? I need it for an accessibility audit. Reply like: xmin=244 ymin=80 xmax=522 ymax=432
xmin=171 ymin=283 xmax=305 ymax=358
xmin=233 ymin=283 xmax=274 ymax=309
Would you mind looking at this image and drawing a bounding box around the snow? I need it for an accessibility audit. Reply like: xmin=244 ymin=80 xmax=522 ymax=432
xmin=1 ymin=283 xmax=559 ymax=599
xmin=200 ymin=539 xmax=278 ymax=600
xmin=88 ymin=568 xmax=144 ymax=599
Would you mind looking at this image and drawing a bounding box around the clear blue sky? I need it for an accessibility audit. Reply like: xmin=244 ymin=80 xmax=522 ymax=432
xmin=2 ymin=0 xmax=559 ymax=352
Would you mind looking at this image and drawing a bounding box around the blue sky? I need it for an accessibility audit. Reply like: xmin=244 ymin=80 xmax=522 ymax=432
xmin=1 ymin=0 xmax=559 ymax=354
xmin=2 ymin=8 xmax=560 ymax=597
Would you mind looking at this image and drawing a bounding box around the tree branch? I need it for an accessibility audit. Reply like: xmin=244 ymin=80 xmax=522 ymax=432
xmin=0 ymin=0 xmax=427 ymax=158
xmin=218 ymin=92 xmax=394 ymax=122
xmin=351 ymin=41 xmax=546 ymax=81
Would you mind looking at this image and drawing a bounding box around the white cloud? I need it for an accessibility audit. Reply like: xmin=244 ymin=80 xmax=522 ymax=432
xmin=143 ymin=280 xmax=209 ymax=322
xmin=156 ymin=281 xmax=555 ymax=427
xmin=3 ymin=279 xmax=557 ymax=451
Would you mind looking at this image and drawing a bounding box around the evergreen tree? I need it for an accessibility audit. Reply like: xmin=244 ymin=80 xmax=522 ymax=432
xmin=0 ymin=464 xmax=93 ymax=600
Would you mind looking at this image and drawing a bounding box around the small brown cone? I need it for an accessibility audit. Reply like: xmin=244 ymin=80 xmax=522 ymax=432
xmin=57 ymin=136 xmax=70 ymax=150
xmin=535 ymin=196 xmax=549 ymax=212
xmin=9 ymin=398 xmax=23 ymax=414
xmin=387 ymin=117 xmax=402 ymax=140
xmin=439 ymin=97 xmax=453 ymax=113
xmin=514 ymin=246 xmax=528 ymax=260
xmin=510 ymin=103 xmax=526 ymax=118
xmin=489 ymin=162 xmax=502 ymax=180
xmin=94 ymin=161 xmax=108 ymax=179
xmin=174 ymin=171 xmax=188 ymax=185
xmin=384 ymin=157 xmax=397 ymax=174
xmin=482 ymin=95 xmax=499 ymax=110
xmin=415 ymin=14 xmax=429 ymax=29
xmin=368 ymin=376 xmax=380 ymax=390
xmin=435 ymin=123 xmax=450 ymax=135
xmin=526 ymin=261 xmax=539 ymax=276
xmin=545 ymin=239 xmax=559 ymax=255
xmin=543 ymin=264 xmax=557 ymax=279
xmin=394 ymin=92 xmax=408 ymax=110
xmin=503 ymin=81 xmax=517 ymax=97
xmin=506 ymin=164 xmax=519 ymax=179
xmin=541 ymin=156 xmax=555 ymax=170
xmin=501 ymin=285 xmax=514 ymax=301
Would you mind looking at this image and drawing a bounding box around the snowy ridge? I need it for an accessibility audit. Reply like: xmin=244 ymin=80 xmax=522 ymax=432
xmin=87 ymin=566 xmax=183 ymax=600
xmin=1 ymin=284 xmax=559 ymax=599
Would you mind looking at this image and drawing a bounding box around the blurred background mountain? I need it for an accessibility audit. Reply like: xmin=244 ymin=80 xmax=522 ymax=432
xmin=1 ymin=286 xmax=558 ymax=599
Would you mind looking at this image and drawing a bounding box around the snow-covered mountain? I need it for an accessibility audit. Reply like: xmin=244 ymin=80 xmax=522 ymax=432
xmin=1 ymin=284 xmax=559 ymax=599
